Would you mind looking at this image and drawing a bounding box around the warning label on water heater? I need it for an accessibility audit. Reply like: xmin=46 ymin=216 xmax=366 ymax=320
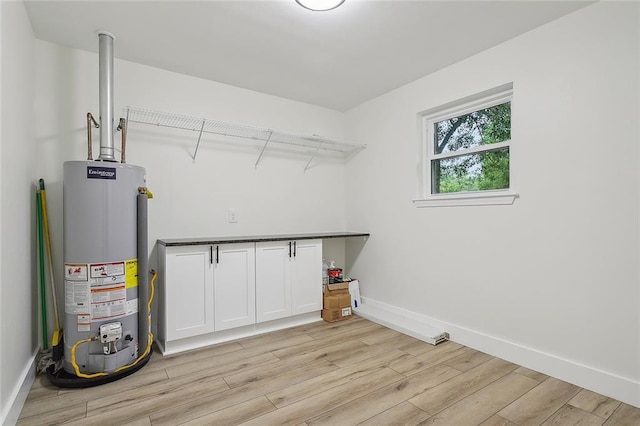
xmin=65 ymin=264 xmax=88 ymax=281
xmin=91 ymin=262 xmax=125 ymax=280
xmin=89 ymin=262 xmax=126 ymax=321
xmin=90 ymin=284 xmax=126 ymax=320
xmin=65 ymin=260 xmax=137 ymax=330
xmin=125 ymin=259 xmax=138 ymax=289
xmin=65 ymin=280 xmax=90 ymax=314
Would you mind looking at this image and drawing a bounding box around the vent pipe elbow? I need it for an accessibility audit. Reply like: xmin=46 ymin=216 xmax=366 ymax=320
xmin=98 ymin=31 xmax=117 ymax=162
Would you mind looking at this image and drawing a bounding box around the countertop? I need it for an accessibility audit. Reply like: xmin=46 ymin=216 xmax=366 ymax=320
xmin=157 ymin=232 xmax=370 ymax=247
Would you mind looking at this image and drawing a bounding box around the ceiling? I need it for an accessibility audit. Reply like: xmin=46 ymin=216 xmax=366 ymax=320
xmin=24 ymin=0 xmax=591 ymax=111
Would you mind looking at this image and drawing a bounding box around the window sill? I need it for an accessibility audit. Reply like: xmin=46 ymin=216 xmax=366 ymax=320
xmin=413 ymin=191 xmax=518 ymax=208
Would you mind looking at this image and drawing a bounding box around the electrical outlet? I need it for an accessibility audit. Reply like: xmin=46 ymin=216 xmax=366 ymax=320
xmin=227 ymin=208 xmax=239 ymax=223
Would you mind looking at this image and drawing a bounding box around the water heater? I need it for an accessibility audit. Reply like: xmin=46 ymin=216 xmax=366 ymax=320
xmin=48 ymin=32 xmax=153 ymax=385
xmin=62 ymin=161 xmax=145 ymax=374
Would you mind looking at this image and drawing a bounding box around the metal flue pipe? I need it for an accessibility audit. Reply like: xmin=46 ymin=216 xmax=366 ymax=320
xmin=98 ymin=31 xmax=116 ymax=162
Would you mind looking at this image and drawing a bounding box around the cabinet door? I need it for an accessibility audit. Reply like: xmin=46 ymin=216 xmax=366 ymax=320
xmin=291 ymin=239 xmax=322 ymax=315
xmin=165 ymin=246 xmax=214 ymax=340
xmin=255 ymin=241 xmax=292 ymax=323
xmin=213 ymin=243 xmax=256 ymax=331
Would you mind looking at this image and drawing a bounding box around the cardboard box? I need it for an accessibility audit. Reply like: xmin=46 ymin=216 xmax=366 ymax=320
xmin=322 ymin=290 xmax=352 ymax=322
xmin=323 ymin=293 xmax=351 ymax=310
xmin=323 ymin=282 xmax=349 ymax=295
xmin=322 ymin=306 xmax=352 ymax=322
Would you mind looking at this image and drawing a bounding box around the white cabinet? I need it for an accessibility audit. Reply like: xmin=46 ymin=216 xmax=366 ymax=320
xmin=213 ymin=243 xmax=256 ymax=331
xmin=163 ymin=245 xmax=214 ymax=340
xmin=159 ymin=237 xmax=324 ymax=355
xmin=256 ymin=239 xmax=322 ymax=323
xmin=159 ymin=242 xmax=255 ymax=342
xmin=255 ymin=241 xmax=292 ymax=322
xmin=291 ymin=240 xmax=323 ymax=314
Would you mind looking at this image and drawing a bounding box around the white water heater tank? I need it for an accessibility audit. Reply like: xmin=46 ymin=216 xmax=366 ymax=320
xmin=62 ymin=160 xmax=145 ymax=374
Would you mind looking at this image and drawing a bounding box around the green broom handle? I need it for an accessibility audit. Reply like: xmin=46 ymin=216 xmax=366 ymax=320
xmin=37 ymin=190 xmax=48 ymax=350
xmin=39 ymin=179 xmax=60 ymax=329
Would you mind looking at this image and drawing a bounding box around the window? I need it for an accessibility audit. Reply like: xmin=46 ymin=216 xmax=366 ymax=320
xmin=415 ymin=84 xmax=517 ymax=207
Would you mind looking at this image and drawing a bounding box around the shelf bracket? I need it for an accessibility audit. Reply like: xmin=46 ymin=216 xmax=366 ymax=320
xmin=254 ymin=130 xmax=273 ymax=169
xmin=304 ymin=140 xmax=324 ymax=172
xmin=192 ymin=120 xmax=206 ymax=162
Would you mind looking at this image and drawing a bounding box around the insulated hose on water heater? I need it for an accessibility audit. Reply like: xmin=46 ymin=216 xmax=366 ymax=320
xmin=70 ymin=270 xmax=157 ymax=379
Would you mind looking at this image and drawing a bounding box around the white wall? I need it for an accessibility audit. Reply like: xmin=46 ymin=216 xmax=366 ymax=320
xmin=345 ymin=2 xmax=640 ymax=406
xmin=0 ymin=1 xmax=37 ymax=424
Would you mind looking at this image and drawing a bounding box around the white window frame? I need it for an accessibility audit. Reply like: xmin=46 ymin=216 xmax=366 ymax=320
xmin=414 ymin=83 xmax=518 ymax=208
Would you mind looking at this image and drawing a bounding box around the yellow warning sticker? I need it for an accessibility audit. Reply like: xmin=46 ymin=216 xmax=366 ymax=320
xmin=125 ymin=258 xmax=138 ymax=289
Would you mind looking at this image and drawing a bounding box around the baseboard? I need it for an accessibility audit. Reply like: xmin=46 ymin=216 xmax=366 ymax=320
xmin=357 ymin=296 xmax=640 ymax=408
xmin=355 ymin=300 xmax=448 ymax=345
xmin=160 ymin=312 xmax=323 ymax=356
xmin=1 ymin=350 xmax=37 ymax=426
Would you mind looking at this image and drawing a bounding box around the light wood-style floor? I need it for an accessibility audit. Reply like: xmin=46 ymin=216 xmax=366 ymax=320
xmin=18 ymin=316 xmax=640 ymax=425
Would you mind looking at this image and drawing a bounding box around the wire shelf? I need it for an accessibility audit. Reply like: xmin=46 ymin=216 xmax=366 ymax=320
xmin=124 ymin=106 xmax=366 ymax=168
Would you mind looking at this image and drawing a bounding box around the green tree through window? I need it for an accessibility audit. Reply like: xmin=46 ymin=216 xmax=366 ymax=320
xmin=431 ymin=102 xmax=511 ymax=194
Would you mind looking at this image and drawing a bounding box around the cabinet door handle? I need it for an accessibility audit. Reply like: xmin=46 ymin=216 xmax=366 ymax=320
xmin=288 ymin=241 xmax=292 ymax=258
xmin=216 ymin=246 xmax=219 ymax=264
xmin=210 ymin=246 xmax=213 ymax=264
xmin=293 ymin=241 xmax=297 ymax=257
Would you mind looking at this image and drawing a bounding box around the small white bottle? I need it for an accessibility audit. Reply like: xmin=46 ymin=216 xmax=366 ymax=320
xmin=322 ymin=259 xmax=329 ymax=285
